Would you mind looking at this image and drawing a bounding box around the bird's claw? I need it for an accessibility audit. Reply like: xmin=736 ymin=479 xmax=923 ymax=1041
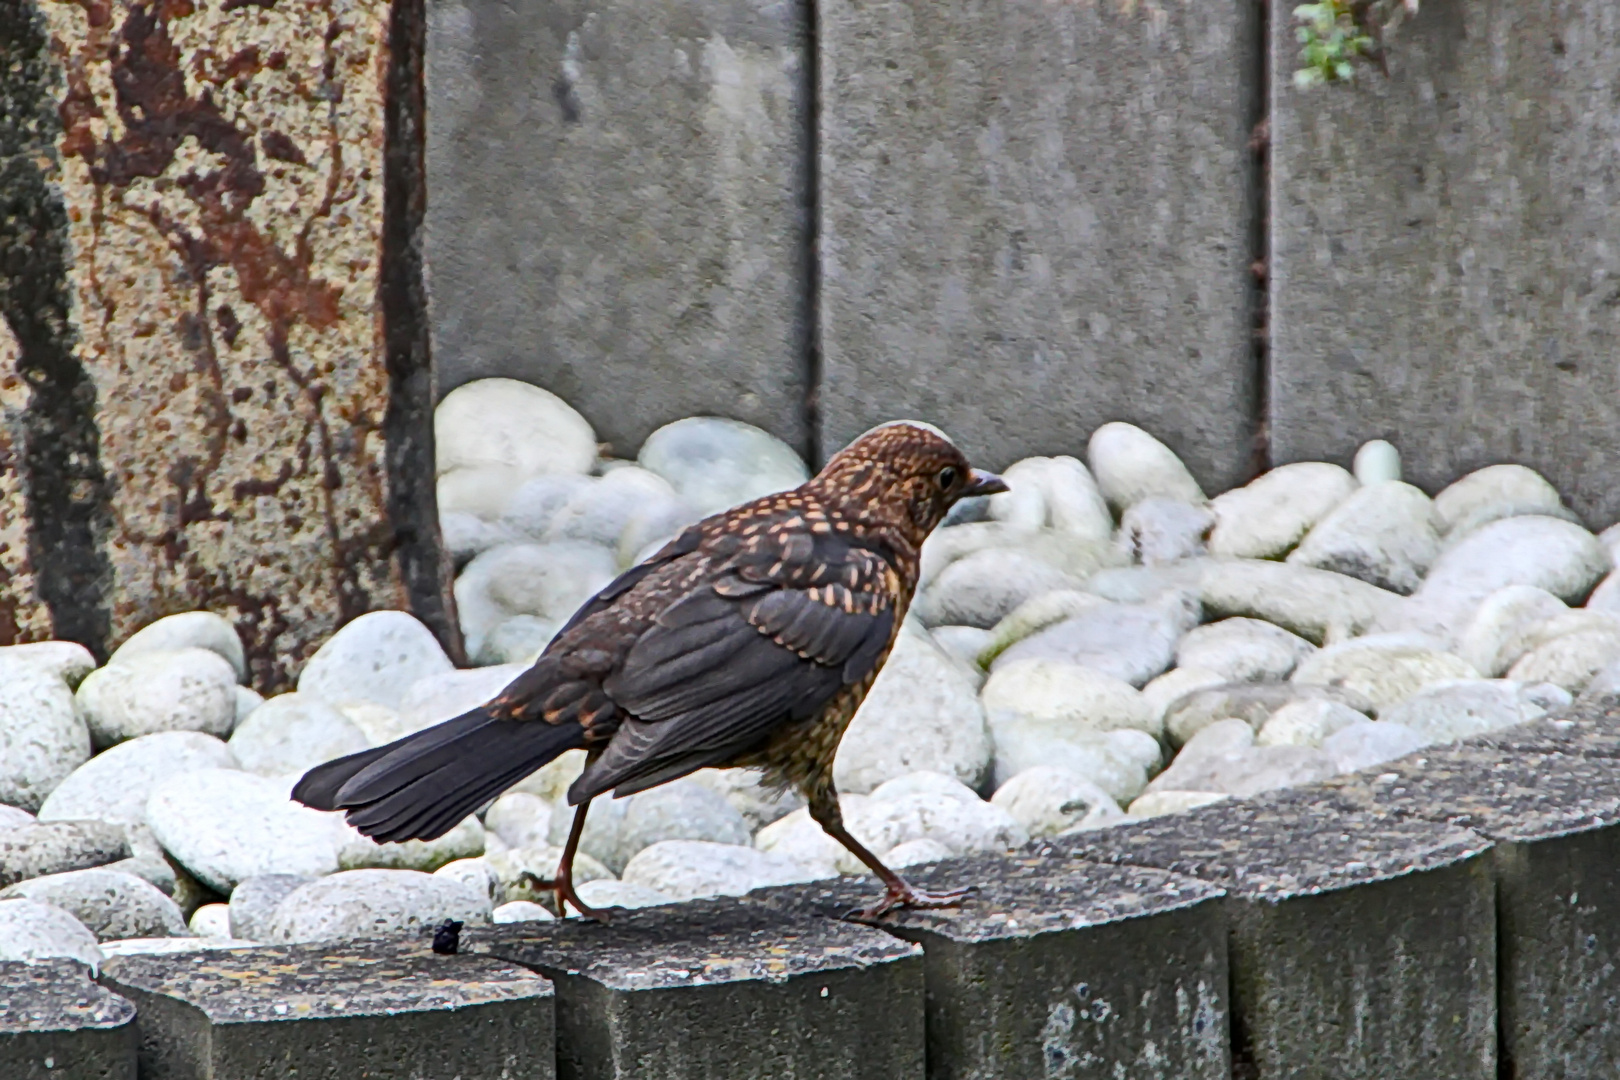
xmin=848 ymin=882 xmax=976 ymax=922
xmin=516 ymin=870 xmax=612 ymax=924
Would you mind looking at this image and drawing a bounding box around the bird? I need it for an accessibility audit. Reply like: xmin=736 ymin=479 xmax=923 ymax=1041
xmin=293 ymin=421 xmax=1008 ymax=921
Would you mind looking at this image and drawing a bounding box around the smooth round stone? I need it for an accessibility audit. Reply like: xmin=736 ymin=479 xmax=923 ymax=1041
xmin=1117 ymin=497 xmax=1215 ymax=566
xmin=441 ymin=510 xmax=524 ymax=568
xmin=1254 ymin=698 xmax=1366 ymax=748
xmin=1126 ymin=791 xmax=1229 ymax=819
xmin=454 ymin=542 xmax=618 ymax=659
xmin=572 ymin=880 xmax=672 ymax=912
xmin=610 ymin=781 xmax=752 ymax=871
xmin=0 ymin=821 xmax=130 ymax=888
xmin=990 ymin=593 xmax=1198 ymax=688
xmin=1140 ymin=667 xmax=1229 ymax=725
xmin=0 ymin=897 xmax=103 ymax=968
xmin=991 ymin=766 xmax=1125 ymax=838
xmin=753 ymin=797 xmax=872 ymax=876
xmin=188 ymin=903 xmax=232 ymax=939
xmin=484 ymin=841 xmax=614 ymax=906
xmin=0 ymin=805 xmax=34 ymax=831
xmin=438 ymin=466 xmax=530 ymax=520
xmin=474 ymin=615 xmax=559 ymax=667
xmin=507 ymin=749 xmax=588 ymax=805
xmin=916 ymin=548 xmax=1082 ymax=629
xmin=227 ymin=693 xmax=370 ymax=778
xmin=988 ymin=456 xmax=1112 ymax=544
xmin=1145 ymin=720 xmax=1336 ymax=798
xmin=227 ymin=875 xmax=314 ymax=941
xmin=296 ymin=611 xmax=454 ymax=711
xmin=145 ymin=768 xmax=339 ymax=894
xmin=983 ymin=660 xmax=1158 ymax=738
xmin=918 ymin=522 xmax=1116 ymax=591
xmin=544 ymin=793 xmax=633 ymax=874
xmin=38 ymin=731 xmax=233 ymax=828
xmin=686 ymin=769 xmax=804 ymax=832
xmin=1175 ymin=618 xmax=1315 ymax=683
xmin=1322 ymin=721 xmax=1428 ymax=773
xmin=334 ymin=814 xmax=485 ymax=873
xmin=1291 ymin=635 xmax=1479 ymax=712
xmin=109 ymin=612 xmax=246 ymax=682
xmin=1287 ymin=482 xmax=1440 ymax=595
xmin=637 ymin=417 xmax=809 ymax=516
xmin=77 ymin=648 xmax=237 ymax=750
xmin=833 ymin=629 xmax=992 ymax=794
xmin=1199 ymin=560 xmax=1402 ymax=645
xmin=1456 ymin=586 xmax=1569 ymax=676
xmin=1353 ymin=440 xmax=1401 ymax=485
xmin=484 ymin=793 xmax=554 ymax=852
xmin=1163 ymin=682 xmax=1374 ymax=748
xmin=544 ymin=468 xmax=697 ymax=558
xmin=99 ymin=937 xmax=260 ymax=957
xmin=435 ymin=378 xmax=597 ymax=479
xmin=987 ymin=722 xmax=1150 ymax=804
xmin=1601 ymin=525 xmax=1620 ymax=567
xmin=264 ymin=869 xmax=492 ymax=944
xmin=433 ymin=859 xmax=501 ymax=906
xmin=0 ymin=641 xmax=97 ymax=689
xmin=339 ymin=702 xmax=408 ymax=748
xmin=987 ymin=457 xmax=1057 ymax=531
xmin=234 ymin=686 xmax=264 ymax=724
xmin=1208 ymin=463 xmax=1358 ymax=560
xmin=1087 ymin=422 xmax=1206 ymax=513
xmin=979 ymin=590 xmax=1111 ymax=667
xmin=855 ymin=792 xmax=1027 ymax=856
xmin=929 ymin=625 xmax=993 ymax=672
xmin=396 ymin=663 xmax=528 ymax=735
xmin=621 ymin=840 xmax=827 ymax=902
xmin=0 ymin=663 xmax=91 ymax=812
xmin=885 ymin=838 xmax=956 ymax=867
xmin=493 ymin=900 xmax=555 ymax=923
xmin=1433 ymin=464 xmax=1574 ymax=538
xmin=1379 ymin=679 xmax=1555 ymax=743
xmin=868 ymin=771 xmax=981 ymax=805
xmin=1588 ymin=572 xmax=1620 ymax=616
xmin=1508 ymin=629 xmax=1620 ymax=694
xmin=0 ymin=867 xmax=189 ymax=941
xmin=498 ymin=473 xmax=598 ymax=539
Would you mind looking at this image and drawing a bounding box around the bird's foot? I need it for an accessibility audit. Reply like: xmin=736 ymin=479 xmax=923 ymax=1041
xmin=516 ymin=870 xmax=613 ymax=924
xmin=851 ymin=880 xmax=975 ymax=922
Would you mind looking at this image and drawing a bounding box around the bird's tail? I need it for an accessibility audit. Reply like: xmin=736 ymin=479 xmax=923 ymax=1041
xmin=292 ymin=708 xmax=587 ymax=843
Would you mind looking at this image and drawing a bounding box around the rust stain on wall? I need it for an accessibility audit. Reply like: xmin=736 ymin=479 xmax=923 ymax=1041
xmin=39 ymin=0 xmax=407 ymax=687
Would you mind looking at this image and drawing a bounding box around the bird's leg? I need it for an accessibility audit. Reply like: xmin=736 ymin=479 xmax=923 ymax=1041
xmin=516 ymin=798 xmax=611 ymax=924
xmin=807 ymin=787 xmax=971 ymax=920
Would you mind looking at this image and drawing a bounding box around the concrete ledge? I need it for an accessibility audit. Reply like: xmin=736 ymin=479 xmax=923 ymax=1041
xmin=467 ymin=898 xmax=924 ymax=1080
xmin=1 ymin=958 xmax=136 ymax=1080
xmin=99 ymin=938 xmax=554 ymax=1080
xmin=1057 ymin=792 xmax=1497 ymax=1079
xmin=756 ymin=853 xmax=1230 ymax=1080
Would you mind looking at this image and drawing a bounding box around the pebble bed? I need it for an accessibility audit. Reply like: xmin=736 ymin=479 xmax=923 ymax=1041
xmin=4 ymin=375 xmax=1619 ymax=966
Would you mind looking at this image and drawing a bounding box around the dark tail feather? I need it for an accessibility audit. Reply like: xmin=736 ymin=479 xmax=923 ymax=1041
xmin=291 ymin=708 xmax=587 ymax=844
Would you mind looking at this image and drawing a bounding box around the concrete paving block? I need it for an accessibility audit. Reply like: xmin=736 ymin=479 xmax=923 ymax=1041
xmin=0 ymin=958 xmax=136 ymax=1080
xmin=1323 ymin=743 xmax=1620 ymax=1078
xmin=756 ymin=853 xmax=1230 ymax=1080
xmin=468 ymin=897 xmax=924 ymax=1080
xmin=100 ymin=938 xmax=554 ymax=1080
xmin=1059 ymin=792 xmax=1496 ymax=1080
xmin=1268 ymin=0 xmax=1620 ymax=524
xmin=816 ymin=0 xmax=1259 ymax=487
xmin=1461 ymin=703 xmax=1620 ymax=758
xmin=425 ymin=0 xmax=812 ymax=459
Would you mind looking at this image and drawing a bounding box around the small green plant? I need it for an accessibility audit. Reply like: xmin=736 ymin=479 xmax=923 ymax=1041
xmin=1292 ymin=0 xmax=1419 ymax=87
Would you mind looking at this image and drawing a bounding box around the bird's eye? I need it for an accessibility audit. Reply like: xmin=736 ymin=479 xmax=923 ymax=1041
xmin=936 ymin=466 xmax=959 ymax=490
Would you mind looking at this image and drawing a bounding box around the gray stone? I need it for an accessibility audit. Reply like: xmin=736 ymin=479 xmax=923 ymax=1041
xmin=0 ymin=899 xmax=103 ymax=969
xmin=469 ymin=901 xmax=924 ymax=1079
xmin=474 ymin=615 xmax=560 ymax=666
xmin=296 ymin=610 xmax=456 ymax=711
xmin=435 ymin=378 xmax=597 ymax=489
xmin=988 ymin=456 xmax=1113 ymax=544
xmin=1117 ymin=496 xmax=1216 ymax=566
xmin=833 ymin=628 xmax=992 ymax=793
xmin=990 ymin=766 xmax=1126 ymax=837
xmin=612 ymin=779 xmax=752 ymax=869
xmin=233 ymin=686 xmax=263 ymax=725
xmin=104 ymin=937 xmax=554 ymax=1079
xmin=852 ymin=792 xmax=1027 ymax=858
xmin=757 ymin=856 xmax=1228 ymax=1080
xmin=0 ymin=821 xmax=130 ymax=890
xmin=0 ymin=663 xmax=91 ymax=812
xmin=1060 ymin=790 xmax=1496 ymax=1078
xmin=144 ymin=769 xmax=338 ymax=894
xmin=751 ymin=798 xmax=872 ymax=877
xmin=917 ymin=522 xmax=1116 ymax=591
xmin=1456 ymin=585 xmax=1570 ymax=676
xmin=573 ymin=880 xmax=673 ymax=912
xmin=427 ymin=0 xmax=812 ymax=457
xmin=76 ymin=649 xmax=239 ymax=751
xmin=1291 ymin=634 xmax=1480 ymax=712
xmin=1380 ymin=679 xmax=1558 ymax=745
xmin=620 ymin=840 xmax=827 ymax=901
xmin=1255 ymin=697 xmax=1370 ymax=748
xmin=882 ymin=838 xmax=956 ymax=868
xmin=454 ymin=542 xmax=618 ymax=659
xmin=0 ymin=805 xmax=34 ymax=831
xmin=1433 ymin=464 xmax=1576 ymax=539
xmin=1175 ymin=617 xmax=1315 ymax=683
xmin=1127 ymin=790 xmax=1232 ymax=819
xmin=187 ymin=904 xmax=231 ymax=940
xmin=396 ymin=663 xmax=528 ymax=735
xmin=978 ymin=588 xmax=1111 ymax=667
xmin=497 ymin=473 xmax=598 ymax=541
xmin=1353 ymin=440 xmax=1402 ymax=485
xmin=1321 ymin=721 xmax=1429 ymax=773
xmin=492 ymin=900 xmax=555 ymax=924
xmin=1145 ymin=720 xmax=1337 ymax=799
xmin=1088 ymin=424 xmax=1209 ymax=513
xmin=1287 ymin=481 xmax=1441 ymax=595
xmin=1198 ymin=559 xmax=1402 ymax=644
xmin=225 ymin=693 xmax=370 ymax=779
xmin=0 ymin=642 xmax=97 ymax=691
xmin=0 ymin=957 xmax=136 ymax=1080
xmin=1269 ymin=0 xmax=1620 ymax=528
xmin=817 ymin=0 xmax=1256 ymax=490
xmin=867 ymin=770 xmax=983 ymax=805
xmin=440 ymin=510 xmax=524 ymax=570
xmin=637 ymin=418 xmax=810 ymax=517
xmin=1141 ymin=666 xmax=1230 ymax=727
xmin=687 ymin=768 xmax=805 ymax=832
xmin=915 ymin=547 xmax=1082 ymax=629
xmin=1163 ymin=681 xmax=1373 ymax=748
xmin=0 ymin=868 xmax=188 ymax=942
xmin=1208 ymin=462 xmax=1358 ymax=560
xmin=988 ymin=722 xmax=1154 ymax=804
xmin=991 ymin=592 xmax=1199 ymax=687
xmin=1588 ymin=570 xmax=1620 ymax=616
xmin=226 ymin=875 xmax=318 ymax=943
xmin=1083 ymin=561 xmax=1215 ymax=605
xmin=108 ymin=612 xmax=246 ymax=683
xmin=982 ymin=660 xmax=1158 ymax=738
xmin=483 ymin=793 xmax=554 ymax=852
xmin=433 ymin=859 xmax=502 ymax=907
xmin=927 ymin=624 xmax=993 ymax=672
xmin=334 ymin=813 xmax=486 ymax=875
xmin=1508 ymin=627 xmax=1620 ymax=694
xmin=264 ymin=869 xmax=492 ymax=945
xmin=542 ymin=467 xmax=694 ymax=557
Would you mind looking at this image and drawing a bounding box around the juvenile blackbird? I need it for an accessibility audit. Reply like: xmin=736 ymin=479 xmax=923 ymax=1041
xmin=294 ymin=422 xmax=1007 ymax=920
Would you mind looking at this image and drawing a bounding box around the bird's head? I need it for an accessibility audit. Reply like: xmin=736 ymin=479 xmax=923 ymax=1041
xmin=809 ymin=421 xmax=1008 ymax=542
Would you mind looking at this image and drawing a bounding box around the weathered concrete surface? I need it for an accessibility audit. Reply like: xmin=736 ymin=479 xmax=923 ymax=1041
xmin=468 ymin=897 xmax=925 ymax=1080
xmin=817 ymin=0 xmax=1259 ymax=484
xmin=1323 ymin=741 xmax=1620 ymax=1077
xmin=425 ymin=0 xmax=811 ymax=460
xmin=0 ymin=957 xmax=137 ymax=1080
xmin=0 ymin=0 xmax=458 ymax=684
xmin=1269 ymin=0 xmax=1620 ymax=525
xmin=1059 ymin=792 xmax=1496 ymax=1080
xmin=100 ymin=937 xmax=554 ymax=1080
xmin=758 ymin=854 xmax=1230 ymax=1080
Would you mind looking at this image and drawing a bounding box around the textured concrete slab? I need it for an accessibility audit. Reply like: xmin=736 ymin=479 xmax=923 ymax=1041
xmin=1324 ymin=743 xmax=1620 ymax=1078
xmin=1462 ymin=705 xmax=1620 ymax=758
xmin=1 ymin=958 xmax=136 ymax=1080
xmin=1268 ymin=0 xmax=1620 ymax=524
xmin=756 ymin=853 xmax=1230 ymax=1080
xmin=1059 ymin=792 xmax=1496 ymax=1079
xmin=816 ymin=0 xmax=1259 ymax=485
xmin=425 ymin=0 xmax=812 ymax=459
xmin=468 ymin=897 xmax=924 ymax=1080
xmin=0 ymin=0 xmax=455 ymax=679
xmin=100 ymin=937 xmax=554 ymax=1080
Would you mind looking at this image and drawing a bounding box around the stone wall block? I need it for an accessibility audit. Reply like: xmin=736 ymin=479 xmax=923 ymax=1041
xmin=1 ymin=957 xmax=137 ymax=1080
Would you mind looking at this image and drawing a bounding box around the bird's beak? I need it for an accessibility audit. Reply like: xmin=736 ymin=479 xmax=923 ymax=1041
xmin=962 ymin=469 xmax=1009 ymax=497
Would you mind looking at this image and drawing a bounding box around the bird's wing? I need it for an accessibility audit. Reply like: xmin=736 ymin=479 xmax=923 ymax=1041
xmin=573 ymin=525 xmax=898 ymax=800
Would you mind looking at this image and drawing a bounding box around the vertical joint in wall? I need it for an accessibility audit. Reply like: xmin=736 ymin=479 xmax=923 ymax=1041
xmin=1247 ymin=0 xmax=1272 ymax=480
xmin=801 ymin=0 xmax=823 ymax=469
